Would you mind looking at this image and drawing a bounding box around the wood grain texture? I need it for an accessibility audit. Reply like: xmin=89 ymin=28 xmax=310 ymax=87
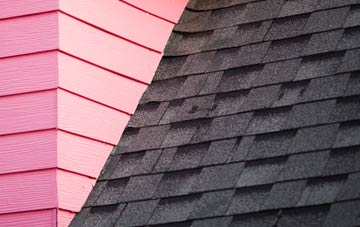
xmin=58 ymin=53 xmax=147 ymax=114
xmin=0 ymin=0 xmax=58 ymax=19
xmin=0 ymin=209 xmax=56 ymax=227
xmin=0 ymin=90 xmax=57 ymax=135
xmin=0 ymin=51 xmax=58 ymax=96
xmin=0 ymin=130 xmax=57 ymax=175
xmin=0 ymin=12 xmax=58 ymax=58
xmin=58 ymin=89 xmax=129 ymax=145
xmin=0 ymin=169 xmax=57 ymax=214
xmin=57 ymin=209 xmax=75 ymax=227
xmin=57 ymin=170 xmax=96 ymax=212
xmin=57 ymin=130 xmax=113 ymax=178
xmin=60 ymin=0 xmax=173 ymax=51
xmin=121 ymin=0 xmax=188 ymax=23
xmin=59 ymin=12 xmax=162 ymax=84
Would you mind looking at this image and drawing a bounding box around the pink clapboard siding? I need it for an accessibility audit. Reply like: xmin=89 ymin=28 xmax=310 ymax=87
xmin=58 ymin=52 xmax=147 ymax=114
xmin=59 ymin=12 xmax=162 ymax=84
xmin=0 ymin=12 xmax=58 ymax=58
xmin=121 ymin=0 xmax=188 ymax=23
xmin=0 ymin=0 xmax=58 ymax=19
xmin=58 ymin=210 xmax=76 ymax=227
xmin=0 ymin=169 xmax=57 ymax=214
xmin=0 ymin=209 xmax=57 ymax=227
xmin=0 ymin=51 xmax=58 ymax=96
xmin=59 ymin=0 xmax=173 ymax=52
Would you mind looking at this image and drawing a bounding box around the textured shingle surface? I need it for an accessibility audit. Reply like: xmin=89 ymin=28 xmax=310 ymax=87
xmin=71 ymin=0 xmax=360 ymax=226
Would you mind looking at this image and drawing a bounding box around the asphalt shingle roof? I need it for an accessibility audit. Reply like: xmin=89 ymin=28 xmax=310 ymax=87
xmin=71 ymin=0 xmax=360 ymax=226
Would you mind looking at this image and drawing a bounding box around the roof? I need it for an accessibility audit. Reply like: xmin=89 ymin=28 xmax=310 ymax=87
xmin=70 ymin=0 xmax=360 ymax=226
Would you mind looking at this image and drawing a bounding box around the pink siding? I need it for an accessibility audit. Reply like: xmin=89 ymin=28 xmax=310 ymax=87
xmin=0 ymin=12 xmax=58 ymax=58
xmin=59 ymin=0 xmax=173 ymax=52
xmin=121 ymin=0 xmax=188 ymax=23
xmin=0 ymin=209 xmax=57 ymax=227
xmin=0 ymin=51 xmax=58 ymax=96
xmin=0 ymin=0 xmax=57 ymax=19
xmin=58 ymin=210 xmax=75 ymax=227
xmin=58 ymin=52 xmax=147 ymax=113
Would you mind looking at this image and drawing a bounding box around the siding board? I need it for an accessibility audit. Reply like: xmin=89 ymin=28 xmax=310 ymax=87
xmin=0 ymin=209 xmax=57 ymax=227
xmin=0 ymin=0 xmax=58 ymax=19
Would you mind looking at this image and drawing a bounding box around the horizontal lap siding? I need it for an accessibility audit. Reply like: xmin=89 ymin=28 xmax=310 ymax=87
xmin=0 ymin=0 xmax=58 ymax=19
xmin=0 ymin=209 xmax=56 ymax=227
xmin=59 ymin=0 xmax=173 ymax=52
xmin=58 ymin=210 xmax=75 ymax=227
xmin=0 ymin=12 xmax=58 ymax=58
xmin=58 ymin=12 xmax=162 ymax=84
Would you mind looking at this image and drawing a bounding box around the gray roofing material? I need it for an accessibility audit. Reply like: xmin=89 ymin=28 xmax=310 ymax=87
xmin=71 ymin=0 xmax=360 ymax=226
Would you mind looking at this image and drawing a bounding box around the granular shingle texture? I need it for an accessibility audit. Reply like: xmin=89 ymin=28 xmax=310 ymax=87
xmin=71 ymin=0 xmax=360 ymax=226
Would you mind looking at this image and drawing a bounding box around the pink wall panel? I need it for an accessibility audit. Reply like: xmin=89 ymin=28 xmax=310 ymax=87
xmin=58 ymin=53 xmax=147 ymax=114
xmin=57 ymin=89 xmax=129 ymax=145
xmin=57 ymin=170 xmax=96 ymax=212
xmin=58 ymin=13 xmax=162 ymax=84
xmin=0 ymin=169 xmax=57 ymax=214
xmin=121 ymin=0 xmax=188 ymax=23
xmin=57 ymin=130 xmax=113 ymax=178
xmin=0 ymin=90 xmax=57 ymax=135
xmin=0 ymin=209 xmax=56 ymax=227
xmin=58 ymin=210 xmax=75 ymax=227
xmin=0 ymin=51 xmax=58 ymax=96
xmin=0 ymin=0 xmax=58 ymax=19
xmin=59 ymin=0 xmax=173 ymax=51
xmin=0 ymin=130 xmax=57 ymax=175
xmin=0 ymin=12 xmax=58 ymax=58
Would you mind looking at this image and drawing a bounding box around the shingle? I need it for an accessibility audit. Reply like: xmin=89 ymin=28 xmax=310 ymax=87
xmin=161 ymin=121 xmax=200 ymax=147
xmin=304 ymin=7 xmax=349 ymax=33
xmin=199 ymin=71 xmax=223 ymax=95
xmin=154 ymin=56 xmax=187 ymax=81
xmin=128 ymin=102 xmax=169 ymax=127
xmin=237 ymin=157 xmax=287 ymax=187
xmin=295 ymin=52 xmax=344 ymax=80
xmin=201 ymin=138 xmax=237 ymax=165
xmin=192 ymin=217 xmax=232 ymax=227
xmin=289 ymin=124 xmax=338 ymax=153
xmin=272 ymin=80 xmax=308 ymax=107
xmin=253 ymin=59 xmax=301 ymax=87
xmin=229 ymin=211 xmax=278 ymax=227
xmin=345 ymin=72 xmax=360 ymax=96
xmin=153 ymin=148 xmax=177 ymax=173
xmin=69 ymin=208 xmax=90 ymax=227
xmin=167 ymin=143 xmax=209 ymax=171
xmin=330 ymin=96 xmax=360 ymax=122
xmin=303 ymin=29 xmax=344 ymax=55
xmin=210 ymin=91 xmax=248 ymax=116
xmin=179 ymin=51 xmax=217 ymax=75
xmin=192 ymin=163 xmax=244 ymax=192
xmin=241 ymin=0 xmax=284 ymax=23
xmin=301 ymin=74 xmax=349 ymax=102
xmin=141 ymin=78 xmax=185 ymax=103
xmin=297 ymin=176 xmax=346 ymax=206
xmin=337 ymin=48 xmax=360 ymax=73
xmin=227 ymin=185 xmax=272 ymax=214
xmin=115 ymin=200 xmax=158 ymax=227
xmin=246 ymin=107 xmax=291 ymax=134
xmin=284 ymin=100 xmax=336 ymax=129
xmin=149 ymin=195 xmax=201 ymax=225
xmin=175 ymin=10 xmax=211 ymax=33
xmin=209 ymin=47 xmax=240 ymax=72
xmin=84 ymin=181 xmax=106 ymax=207
xmin=265 ymin=15 xmax=309 ymax=40
xmin=192 ymin=112 xmax=252 ymax=142
xmin=345 ymin=5 xmax=360 ymax=28
xmin=262 ymin=36 xmax=309 ymax=63
xmin=337 ymin=27 xmax=360 ymax=50
xmin=323 ymin=200 xmax=360 ymax=227
xmin=216 ymin=66 xmax=262 ymax=92
xmin=205 ymin=26 xmax=239 ymax=50
xmin=337 ymin=172 xmax=360 ymax=200
xmin=263 ymin=180 xmax=307 ymax=209
xmin=99 ymin=153 xmax=121 ymax=179
xmin=324 ymin=147 xmax=360 ymax=175
xmin=190 ymin=190 xmax=235 ymax=219
xmin=334 ymin=121 xmax=360 ymax=148
xmin=120 ymin=174 xmax=163 ymax=202
xmin=204 ymin=5 xmax=246 ymax=29
xmin=239 ymin=85 xmax=281 ymax=111
xmin=279 ymin=151 xmax=330 ymax=181
xmin=246 ymin=130 xmax=297 ymax=160
xmin=155 ymin=169 xmax=200 ymax=198
xmin=277 ymin=206 xmax=329 ymax=227
xmin=279 ymin=0 xmax=319 ymax=17
xmin=176 ymin=74 xmax=208 ymax=99
xmin=129 ymin=125 xmax=170 ymax=152
xmin=82 ymin=205 xmax=125 ymax=227
xmin=231 ymin=136 xmax=254 ymax=162
xmin=95 ymin=178 xmax=129 ymax=205
xmin=115 ymin=128 xmax=139 ymax=154
xmin=235 ymin=42 xmax=271 ymax=67
xmin=174 ymin=32 xmax=211 ymax=55
xmin=316 ymin=0 xmax=360 ymax=10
